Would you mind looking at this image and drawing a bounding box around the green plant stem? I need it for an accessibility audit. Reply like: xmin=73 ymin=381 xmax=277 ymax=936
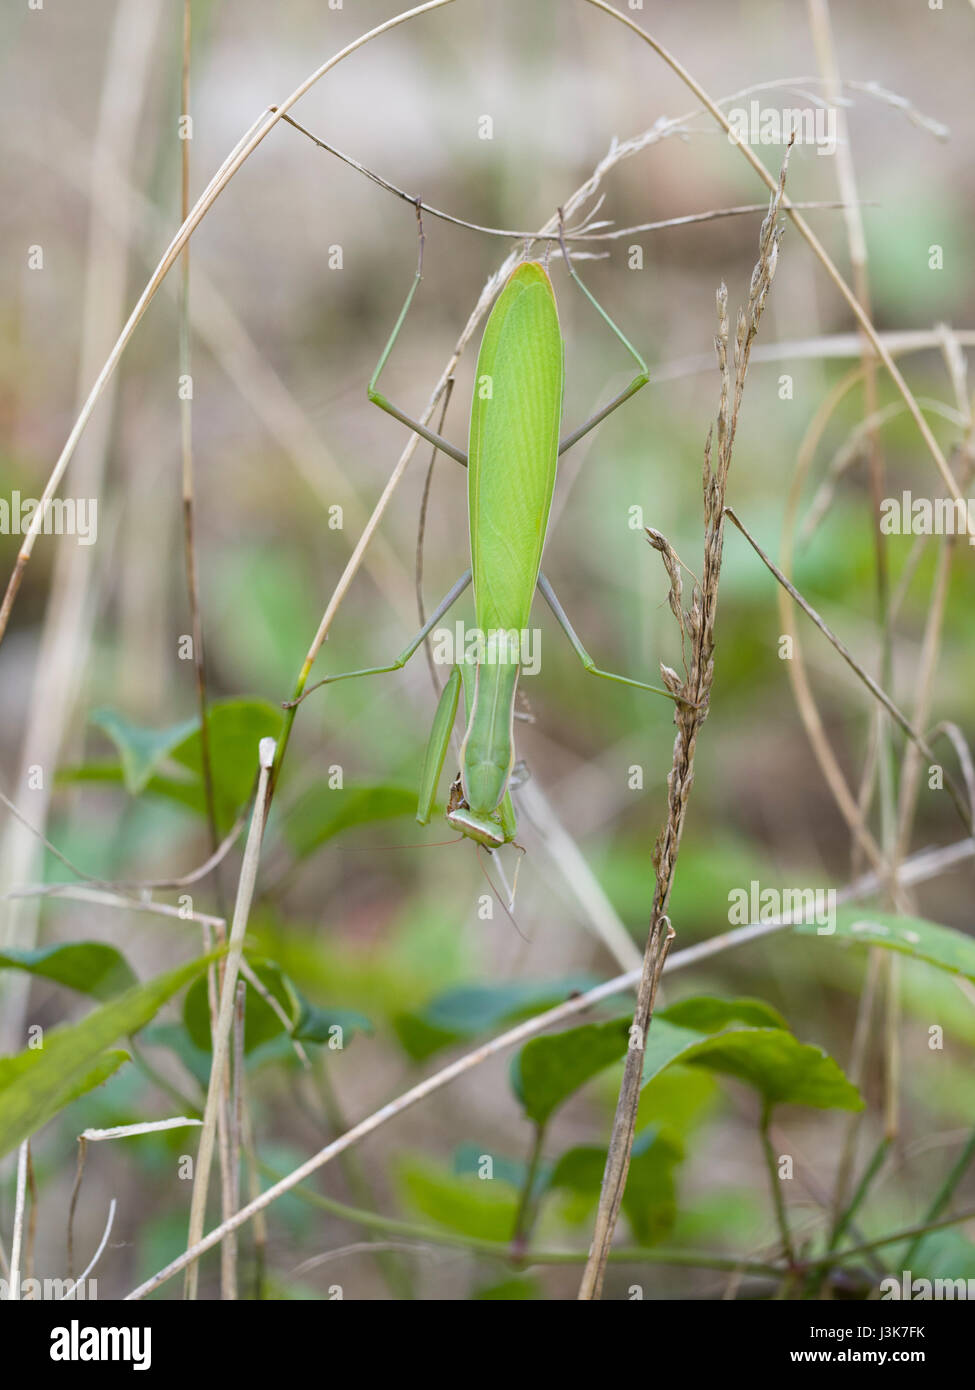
xmin=510 ymin=1123 xmax=547 ymax=1256
xmin=760 ymin=1103 xmax=795 ymax=1268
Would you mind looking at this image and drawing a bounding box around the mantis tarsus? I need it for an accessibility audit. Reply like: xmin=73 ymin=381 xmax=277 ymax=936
xmin=292 ymin=208 xmax=681 ymax=850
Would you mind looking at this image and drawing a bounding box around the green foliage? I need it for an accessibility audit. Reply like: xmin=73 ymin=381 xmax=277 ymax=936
xmin=183 ymin=957 xmax=372 ymax=1055
xmin=396 ymin=1156 xmax=519 ymax=1241
xmin=183 ymin=959 xmax=297 ymax=1054
xmin=0 ymin=955 xmax=213 ymax=1157
xmin=660 ymin=995 xmax=788 ymax=1033
xmin=636 ymin=1065 xmax=719 ymax=1135
xmin=642 ymin=1019 xmax=863 ymax=1111
xmin=284 ymin=783 xmax=418 ymax=859
xmin=89 ymin=709 xmax=197 ymax=795
xmin=71 ymin=699 xmax=283 ymax=829
xmin=797 ymin=908 xmax=975 ymax=982
xmin=548 ymin=1127 xmax=683 ymax=1245
xmin=0 ymin=942 xmax=137 ymax=1000
xmin=511 ymin=1018 xmax=630 ymax=1126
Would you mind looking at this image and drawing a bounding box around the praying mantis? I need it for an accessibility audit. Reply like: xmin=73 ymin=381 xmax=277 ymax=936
xmin=294 ymin=211 xmax=681 ymax=851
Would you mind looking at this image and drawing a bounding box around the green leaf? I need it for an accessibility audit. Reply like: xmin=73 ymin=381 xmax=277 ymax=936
xmin=284 ymin=783 xmax=417 ymax=859
xmin=797 ymin=908 xmax=975 ymax=982
xmin=660 ymin=995 xmax=788 ymax=1034
xmin=169 ymin=698 xmax=283 ymax=829
xmin=641 ymin=1019 xmax=863 ymax=1112
xmin=548 ymin=1127 xmax=683 ymax=1245
xmin=636 ymin=1065 xmax=719 ymax=1135
xmin=512 ymin=1018 xmax=630 ymax=1126
xmin=394 ymin=974 xmax=600 ymax=1063
xmin=0 ymin=943 xmax=137 ymax=1000
xmin=396 ymin=1156 xmax=519 ymax=1242
xmin=90 ymin=708 xmax=197 ymax=795
xmin=0 ymin=955 xmax=212 ymax=1157
xmin=82 ymin=699 xmax=283 ymax=830
xmin=183 ymin=959 xmax=298 ymax=1055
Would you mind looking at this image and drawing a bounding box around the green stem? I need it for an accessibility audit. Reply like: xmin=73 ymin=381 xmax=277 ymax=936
xmin=510 ymin=1124 xmax=546 ymax=1256
xmin=760 ymin=1102 xmax=795 ymax=1268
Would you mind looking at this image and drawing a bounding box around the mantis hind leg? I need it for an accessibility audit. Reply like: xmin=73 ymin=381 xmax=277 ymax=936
xmin=537 ymin=571 xmax=677 ymax=701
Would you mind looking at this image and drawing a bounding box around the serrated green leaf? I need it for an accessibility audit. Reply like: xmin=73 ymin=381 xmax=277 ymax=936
xmin=798 ymin=908 xmax=975 ymax=982
xmin=512 ymin=1018 xmax=630 ymax=1126
xmin=641 ymin=1019 xmax=862 ymax=1111
xmin=0 ymin=943 xmax=137 ymax=1000
xmin=0 ymin=955 xmax=212 ymax=1157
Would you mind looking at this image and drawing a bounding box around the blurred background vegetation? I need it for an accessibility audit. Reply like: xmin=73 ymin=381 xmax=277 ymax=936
xmin=1 ymin=0 xmax=973 ymax=1299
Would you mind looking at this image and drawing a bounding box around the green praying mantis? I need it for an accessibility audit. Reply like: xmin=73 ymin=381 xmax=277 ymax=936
xmin=293 ymin=210 xmax=682 ymax=851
